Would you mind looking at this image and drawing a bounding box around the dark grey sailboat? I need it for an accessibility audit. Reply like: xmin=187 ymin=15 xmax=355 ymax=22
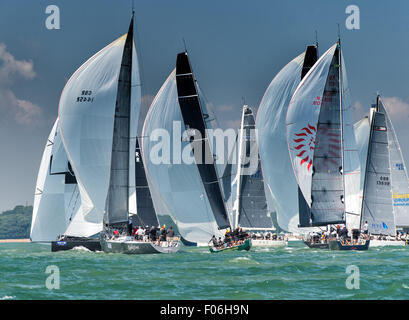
xmin=100 ymin=14 xmax=180 ymax=254
xmin=175 ymin=51 xmax=232 ymax=231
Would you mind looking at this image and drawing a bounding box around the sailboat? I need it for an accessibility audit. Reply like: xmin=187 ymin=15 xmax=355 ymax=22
xmin=174 ymin=51 xmax=248 ymax=252
xmin=286 ymin=40 xmax=368 ymax=250
xmin=256 ymin=44 xmax=319 ymax=235
xmin=97 ymin=14 xmax=180 ymax=254
xmin=31 ymin=118 xmax=102 ymax=251
xmin=359 ymin=95 xmax=409 ymax=247
xmin=232 ymin=105 xmax=286 ymax=247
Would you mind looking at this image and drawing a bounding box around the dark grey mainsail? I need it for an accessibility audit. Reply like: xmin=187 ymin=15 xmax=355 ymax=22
xmin=104 ymin=18 xmax=134 ymax=227
xmin=133 ymin=138 xmax=159 ymax=227
xmin=237 ymin=106 xmax=273 ymax=229
xmin=310 ymin=47 xmax=345 ymax=226
xmin=360 ymin=97 xmax=395 ymax=236
xmin=175 ymin=52 xmax=231 ymax=230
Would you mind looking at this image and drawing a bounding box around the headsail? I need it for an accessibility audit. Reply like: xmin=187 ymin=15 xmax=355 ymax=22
xmin=256 ymin=45 xmax=318 ymax=233
xmin=175 ymin=52 xmax=231 ymax=230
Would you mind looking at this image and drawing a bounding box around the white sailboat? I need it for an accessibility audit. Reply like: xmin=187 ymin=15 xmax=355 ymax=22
xmin=232 ymin=106 xmax=287 ymax=247
xmin=31 ymin=118 xmax=102 ymax=251
xmin=286 ymin=41 xmax=368 ymax=250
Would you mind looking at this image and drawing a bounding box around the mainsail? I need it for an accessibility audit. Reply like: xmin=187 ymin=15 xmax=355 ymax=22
xmin=58 ymin=16 xmax=141 ymax=231
xmin=175 ymin=52 xmax=231 ymax=230
xmin=360 ymin=97 xmax=395 ymax=236
xmin=142 ymin=70 xmax=222 ymax=243
xmin=377 ymin=97 xmax=409 ymax=228
xmin=286 ymin=42 xmax=361 ymax=228
xmin=256 ymin=45 xmax=318 ymax=233
xmin=234 ymin=106 xmax=273 ymax=230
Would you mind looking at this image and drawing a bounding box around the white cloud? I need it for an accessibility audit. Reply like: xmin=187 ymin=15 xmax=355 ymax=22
xmin=381 ymin=96 xmax=409 ymax=123
xmin=0 ymin=42 xmax=42 ymax=125
xmin=0 ymin=43 xmax=35 ymax=83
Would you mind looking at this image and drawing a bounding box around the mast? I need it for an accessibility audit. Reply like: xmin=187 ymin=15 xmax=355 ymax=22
xmin=104 ymin=14 xmax=134 ymax=227
xmin=233 ymin=106 xmax=246 ymax=229
xmin=175 ymin=51 xmax=231 ymax=230
xmin=338 ymin=41 xmax=347 ymax=225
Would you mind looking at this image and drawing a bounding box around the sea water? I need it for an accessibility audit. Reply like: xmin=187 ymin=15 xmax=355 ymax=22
xmin=0 ymin=241 xmax=408 ymax=300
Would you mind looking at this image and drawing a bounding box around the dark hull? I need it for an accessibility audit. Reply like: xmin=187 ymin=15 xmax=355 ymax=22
xmin=329 ymin=240 xmax=370 ymax=251
xmin=100 ymin=237 xmax=180 ymax=254
xmin=51 ymin=240 xmax=101 ymax=252
xmin=303 ymin=240 xmax=329 ymax=249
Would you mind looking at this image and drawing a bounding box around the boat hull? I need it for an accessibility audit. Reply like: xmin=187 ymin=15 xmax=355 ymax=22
xmin=100 ymin=237 xmax=180 ymax=254
xmin=328 ymin=239 xmax=370 ymax=251
xmin=303 ymin=240 xmax=329 ymax=249
xmin=369 ymin=239 xmax=407 ymax=247
xmin=51 ymin=240 xmax=101 ymax=252
xmin=251 ymin=239 xmax=287 ymax=247
xmin=209 ymin=239 xmax=252 ymax=253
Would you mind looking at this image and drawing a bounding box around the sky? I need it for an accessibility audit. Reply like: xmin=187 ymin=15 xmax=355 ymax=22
xmin=1 ymin=0 xmax=409 ymax=212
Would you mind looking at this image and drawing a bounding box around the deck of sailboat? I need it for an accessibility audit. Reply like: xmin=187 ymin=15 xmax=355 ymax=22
xmin=101 ymin=236 xmax=180 ymax=254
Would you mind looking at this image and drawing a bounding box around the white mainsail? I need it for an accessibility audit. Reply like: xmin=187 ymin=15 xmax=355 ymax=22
xmin=142 ymin=70 xmax=222 ymax=244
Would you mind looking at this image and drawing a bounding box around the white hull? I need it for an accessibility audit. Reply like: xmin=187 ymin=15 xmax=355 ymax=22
xmin=369 ymin=239 xmax=407 ymax=247
xmin=251 ymin=239 xmax=288 ymax=247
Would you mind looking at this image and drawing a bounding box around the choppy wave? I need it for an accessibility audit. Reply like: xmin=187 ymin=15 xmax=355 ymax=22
xmin=1 ymin=242 xmax=409 ymax=299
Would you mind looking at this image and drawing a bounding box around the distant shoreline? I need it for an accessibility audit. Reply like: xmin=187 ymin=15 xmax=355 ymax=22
xmin=0 ymin=239 xmax=30 ymax=243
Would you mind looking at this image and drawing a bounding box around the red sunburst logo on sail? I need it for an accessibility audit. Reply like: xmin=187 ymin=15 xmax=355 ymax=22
xmin=293 ymin=124 xmax=316 ymax=171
